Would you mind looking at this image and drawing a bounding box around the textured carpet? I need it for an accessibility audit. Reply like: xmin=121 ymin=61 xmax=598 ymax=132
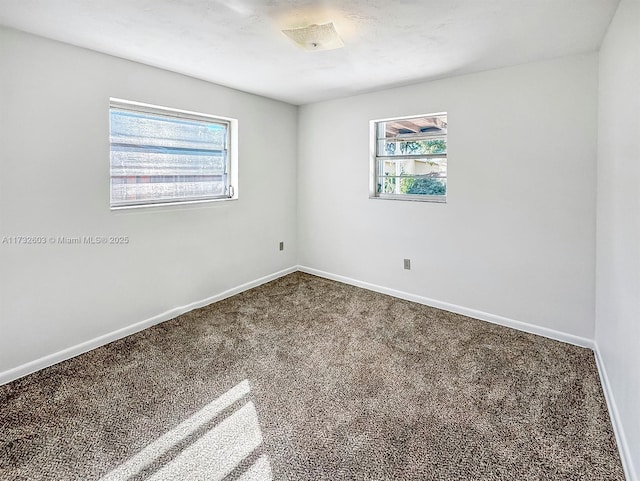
xmin=0 ymin=272 xmax=624 ymax=480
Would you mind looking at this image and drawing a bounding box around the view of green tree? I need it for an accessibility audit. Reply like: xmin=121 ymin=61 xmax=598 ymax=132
xmin=401 ymin=176 xmax=446 ymax=195
xmin=379 ymin=164 xmax=446 ymax=196
xmin=385 ymin=139 xmax=446 ymax=155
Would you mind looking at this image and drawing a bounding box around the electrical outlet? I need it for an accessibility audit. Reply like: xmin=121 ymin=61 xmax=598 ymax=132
xmin=404 ymin=259 xmax=411 ymax=270
xmin=279 ymin=241 xmax=284 ymax=251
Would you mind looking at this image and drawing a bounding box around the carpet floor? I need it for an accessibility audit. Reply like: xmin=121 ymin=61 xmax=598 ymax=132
xmin=0 ymin=272 xmax=624 ymax=480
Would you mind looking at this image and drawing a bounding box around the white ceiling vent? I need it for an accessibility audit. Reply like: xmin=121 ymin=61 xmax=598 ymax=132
xmin=282 ymin=22 xmax=344 ymax=51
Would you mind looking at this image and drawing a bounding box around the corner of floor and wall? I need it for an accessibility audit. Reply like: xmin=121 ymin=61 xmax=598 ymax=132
xmin=0 ymin=0 xmax=638 ymax=479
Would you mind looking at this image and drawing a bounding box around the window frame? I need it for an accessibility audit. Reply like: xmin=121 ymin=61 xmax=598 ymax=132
xmin=109 ymin=98 xmax=238 ymax=210
xmin=369 ymin=112 xmax=447 ymax=203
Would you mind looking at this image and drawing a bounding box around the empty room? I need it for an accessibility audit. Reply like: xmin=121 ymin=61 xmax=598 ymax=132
xmin=0 ymin=0 xmax=638 ymax=480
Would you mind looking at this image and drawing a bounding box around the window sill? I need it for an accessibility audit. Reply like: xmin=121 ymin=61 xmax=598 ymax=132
xmin=369 ymin=194 xmax=447 ymax=203
xmin=110 ymin=196 xmax=238 ymax=211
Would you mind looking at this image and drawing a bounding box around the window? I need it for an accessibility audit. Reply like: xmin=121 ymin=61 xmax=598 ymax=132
xmin=109 ymin=98 xmax=237 ymax=209
xmin=370 ymin=113 xmax=447 ymax=202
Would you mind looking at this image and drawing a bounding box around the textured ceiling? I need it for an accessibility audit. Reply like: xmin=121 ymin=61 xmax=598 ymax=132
xmin=0 ymin=0 xmax=620 ymax=105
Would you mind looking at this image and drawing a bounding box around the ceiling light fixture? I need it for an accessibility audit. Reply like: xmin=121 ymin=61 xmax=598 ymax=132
xmin=281 ymin=22 xmax=344 ymax=51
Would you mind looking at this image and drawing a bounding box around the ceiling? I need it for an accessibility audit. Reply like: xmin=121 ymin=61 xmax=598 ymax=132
xmin=0 ymin=0 xmax=619 ymax=105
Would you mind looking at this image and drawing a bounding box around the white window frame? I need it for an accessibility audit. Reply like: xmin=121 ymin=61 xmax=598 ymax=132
xmin=369 ymin=112 xmax=447 ymax=203
xmin=109 ymin=98 xmax=238 ymax=210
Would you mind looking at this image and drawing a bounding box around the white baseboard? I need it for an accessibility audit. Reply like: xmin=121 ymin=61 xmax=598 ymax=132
xmin=0 ymin=266 xmax=297 ymax=386
xmin=594 ymin=345 xmax=638 ymax=481
xmin=1 ymin=264 xmax=593 ymax=387
xmin=298 ymin=266 xmax=595 ymax=349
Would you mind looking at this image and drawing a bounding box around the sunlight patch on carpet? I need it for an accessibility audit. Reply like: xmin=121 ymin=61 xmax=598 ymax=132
xmin=99 ymin=379 xmax=271 ymax=481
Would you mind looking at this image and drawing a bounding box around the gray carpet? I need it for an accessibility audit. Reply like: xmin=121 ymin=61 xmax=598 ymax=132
xmin=0 ymin=272 xmax=624 ymax=480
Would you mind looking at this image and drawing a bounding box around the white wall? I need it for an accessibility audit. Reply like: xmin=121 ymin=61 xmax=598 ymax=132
xmin=0 ymin=27 xmax=298 ymax=376
xmin=298 ymin=54 xmax=598 ymax=340
xmin=596 ymin=0 xmax=640 ymax=478
xmin=0 ymin=17 xmax=635 ymax=478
